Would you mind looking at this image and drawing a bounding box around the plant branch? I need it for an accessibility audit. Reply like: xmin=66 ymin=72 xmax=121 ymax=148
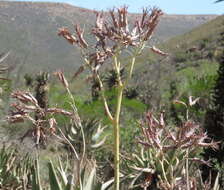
xmin=96 ymin=73 xmax=114 ymax=122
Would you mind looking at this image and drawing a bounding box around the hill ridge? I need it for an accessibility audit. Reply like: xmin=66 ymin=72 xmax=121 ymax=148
xmin=0 ymin=1 xmax=218 ymax=74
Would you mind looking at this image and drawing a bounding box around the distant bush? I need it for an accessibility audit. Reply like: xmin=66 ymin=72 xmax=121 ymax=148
xmin=207 ymin=50 xmax=215 ymax=59
xmin=174 ymin=51 xmax=190 ymax=62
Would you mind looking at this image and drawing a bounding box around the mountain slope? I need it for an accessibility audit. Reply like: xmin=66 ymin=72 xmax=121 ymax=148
xmin=0 ymin=1 xmax=217 ymax=74
xmin=134 ymin=15 xmax=224 ymax=107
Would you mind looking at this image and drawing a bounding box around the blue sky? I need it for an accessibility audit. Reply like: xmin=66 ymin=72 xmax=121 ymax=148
xmin=15 ymin=0 xmax=223 ymax=14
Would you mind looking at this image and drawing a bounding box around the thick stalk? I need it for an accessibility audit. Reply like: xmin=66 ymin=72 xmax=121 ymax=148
xmin=113 ymin=86 xmax=123 ymax=190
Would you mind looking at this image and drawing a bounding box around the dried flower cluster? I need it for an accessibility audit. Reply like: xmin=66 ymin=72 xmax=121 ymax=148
xmin=58 ymin=7 xmax=165 ymax=74
xmin=92 ymin=7 xmax=163 ymax=47
xmin=136 ymin=111 xmax=219 ymax=189
xmin=8 ymin=90 xmax=73 ymax=146
xmin=139 ymin=111 xmax=218 ymax=155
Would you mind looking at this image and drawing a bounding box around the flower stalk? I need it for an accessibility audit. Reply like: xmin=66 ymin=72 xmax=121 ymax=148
xmin=113 ymin=82 xmax=123 ymax=189
xmin=58 ymin=6 xmax=165 ymax=189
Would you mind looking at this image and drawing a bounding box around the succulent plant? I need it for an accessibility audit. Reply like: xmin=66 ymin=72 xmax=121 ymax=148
xmin=0 ymin=145 xmax=33 ymax=189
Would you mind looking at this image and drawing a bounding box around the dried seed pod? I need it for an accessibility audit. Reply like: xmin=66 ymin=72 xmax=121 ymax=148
xmin=47 ymin=108 xmax=73 ymax=116
xmin=7 ymin=114 xmax=25 ymax=123
xmin=49 ymin=118 xmax=57 ymax=134
xmin=75 ymin=24 xmax=88 ymax=48
xmin=150 ymin=46 xmax=168 ymax=56
xmin=11 ymin=91 xmax=39 ymax=106
xmin=58 ymin=27 xmax=78 ymax=45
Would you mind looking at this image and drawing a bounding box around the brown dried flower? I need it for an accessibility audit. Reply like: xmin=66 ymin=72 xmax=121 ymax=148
xmin=58 ymin=6 xmax=165 ymax=74
xmin=47 ymin=108 xmax=73 ymax=116
xmin=58 ymin=27 xmax=78 ymax=45
xmin=75 ymin=25 xmax=88 ymax=48
xmin=53 ymin=70 xmax=69 ymax=88
xmin=11 ymin=91 xmax=39 ymax=107
xmin=150 ymin=46 xmax=168 ymax=56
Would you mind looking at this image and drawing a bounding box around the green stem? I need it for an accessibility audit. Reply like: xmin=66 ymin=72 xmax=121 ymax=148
xmin=160 ymin=159 xmax=170 ymax=188
xmin=99 ymin=46 xmax=140 ymax=189
xmin=112 ymin=53 xmax=124 ymax=190
xmin=113 ymin=86 xmax=123 ymax=190
xmin=96 ymin=74 xmax=114 ymax=121
xmin=123 ymin=57 xmax=136 ymax=88
xmin=186 ymin=149 xmax=190 ymax=190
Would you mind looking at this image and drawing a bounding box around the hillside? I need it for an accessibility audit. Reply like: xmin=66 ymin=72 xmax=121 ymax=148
xmin=0 ymin=1 xmax=217 ymax=75
xmin=134 ymin=15 xmax=224 ymax=108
